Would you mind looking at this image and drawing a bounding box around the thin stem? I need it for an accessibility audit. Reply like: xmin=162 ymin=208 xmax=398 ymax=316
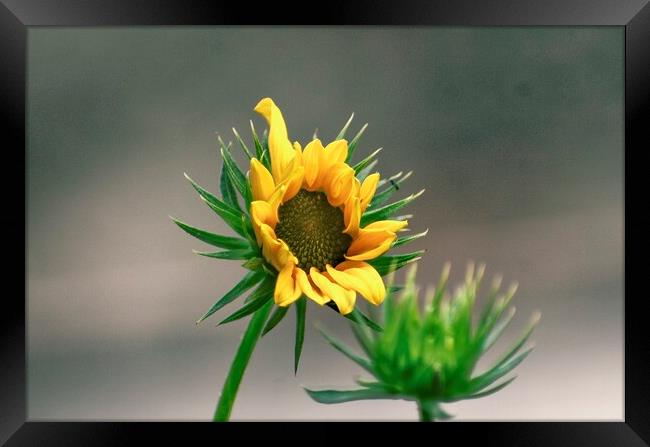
xmin=417 ymin=400 xmax=435 ymax=422
xmin=213 ymin=300 xmax=273 ymax=421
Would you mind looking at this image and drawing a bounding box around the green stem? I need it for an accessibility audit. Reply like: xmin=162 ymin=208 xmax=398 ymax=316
xmin=213 ymin=299 xmax=273 ymax=421
xmin=417 ymin=400 xmax=435 ymax=422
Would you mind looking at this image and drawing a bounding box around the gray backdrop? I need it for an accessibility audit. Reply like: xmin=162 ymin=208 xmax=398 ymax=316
xmin=27 ymin=27 xmax=623 ymax=420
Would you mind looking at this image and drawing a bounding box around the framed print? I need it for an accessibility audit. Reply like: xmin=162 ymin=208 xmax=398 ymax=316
xmin=1 ymin=0 xmax=648 ymax=445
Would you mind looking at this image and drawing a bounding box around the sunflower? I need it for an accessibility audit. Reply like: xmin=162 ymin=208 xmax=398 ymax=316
xmin=173 ymin=97 xmax=425 ymax=421
xmin=249 ymin=98 xmax=422 ymax=315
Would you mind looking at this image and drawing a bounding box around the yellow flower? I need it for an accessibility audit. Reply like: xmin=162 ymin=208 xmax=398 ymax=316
xmin=249 ymin=98 xmax=409 ymax=315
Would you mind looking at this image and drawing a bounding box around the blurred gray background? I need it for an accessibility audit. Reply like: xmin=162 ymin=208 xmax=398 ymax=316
xmin=27 ymin=27 xmax=623 ymax=421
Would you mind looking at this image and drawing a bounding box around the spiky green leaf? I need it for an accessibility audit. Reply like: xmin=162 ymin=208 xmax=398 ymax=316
xmin=346 ymin=123 xmax=368 ymax=162
xmin=353 ymin=148 xmax=382 ymax=175
xmin=356 ymin=159 xmax=379 ymax=182
xmin=368 ymin=251 xmax=424 ymax=276
xmin=262 ymin=305 xmax=289 ymax=336
xmin=218 ymin=276 xmax=275 ymax=325
xmin=320 ymin=329 xmax=373 ymax=373
xmin=232 ymin=127 xmax=253 ymax=159
xmin=193 ymin=249 xmax=256 ymax=260
xmin=250 ymin=120 xmax=268 ymax=168
xmin=171 ymin=217 xmax=249 ymax=250
xmin=370 ymin=171 xmax=413 ymax=209
xmin=392 ymin=229 xmax=429 ymax=249
xmin=360 ymin=189 xmax=424 ymax=226
xmin=196 ymin=271 xmax=264 ymax=324
xmin=329 ymin=305 xmax=383 ymax=333
xmin=220 ymin=158 xmax=241 ymax=212
xmin=468 ymin=347 xmax=534 ymax=394
xmin=335 ymin=113 xmax=355 ymax=140
xmin=184 ymin=173 xmax=247 ymax=237
xmin=219 ymin=139 xmax=252 ymax=206
xmin=305 ymin=387 xmax=396 ymax=404
xmin=464 ymin=376 xmax=517 ymax=400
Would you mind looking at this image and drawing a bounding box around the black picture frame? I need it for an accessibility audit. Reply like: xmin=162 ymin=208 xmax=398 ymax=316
xmin=2 ymin=0 xmax=648 ymax=445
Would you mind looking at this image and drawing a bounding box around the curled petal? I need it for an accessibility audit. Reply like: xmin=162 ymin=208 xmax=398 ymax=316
xmin=266 ymin=184 xmax=286 ymax=222
xmin=323 ymin=163 xmax=355 ymax=207
xmin=310 ymin=268 xmax=356 ymax=315
xmin=280 ymin=165 xmax=305 ymax=202
xmin=254 ymin=98 xmax=296 ymax=182
xmin=327 ymin=261 xmax=386 ymax=305
xmin=274 ymin=262 xmax=302 ymax=307
xmin=344 ymin=197 xmax=361 ymax=237
xmin=302 ymin=139 xmax=324 ymax=189
xmin=359 ymin=173 xmax=380 ymax=213
xmin=345 ymin=229 xmax=396 ymax=261
xmin=250 ymin=158 xmax=275 ymax=201
xmin=260 ymin=224 xmax=297 ymax=271
xmin=295 ymin=267 xmax=329 ymax=305
xmin=324 ymin=139 xmax=348 ymax=164
xmin=250 ymin=201 xmax=276 ymax=245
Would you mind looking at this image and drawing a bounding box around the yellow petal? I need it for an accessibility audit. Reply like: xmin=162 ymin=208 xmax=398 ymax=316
xmin=295 ymin=267 xmax=329 ymax=305
xmin=327 ymin=261 xmax=386 ymax=305
xmin=310 ymin=268 xmax=356 ymax=315
xmin=346 ymin=229 xmax=396 ymax=261
xmin=250 ymin=201 xmax=274 ymax=245
xmin=260 ymin=224 xmax=297 ymax=271
xmin=302 ymin=139 xmax=324 ymax=189
xmin=254 ymin=98 xmax=296 ymax=182
xmin=323 ymin=163 xmax=355 ymax=207
xmin=359 ymin=173 xmax=380 ymax=213
xmin=363 ymin=219 xmax=408 ymax=233
xmin=351 ymin=177 xmax=361 ymax=198
xmin=324 ymin=139 xmax=348 ymax=164
xmin=250 ymin=158 xmax=275 ymax=201
xmin=314 ymin=140 xmax=346 ymax=188
xmin=344 ymin=197 xmax=361 ymax=237
xmin=266 ymin=184 xmax=286 ymax=224
xmin=293 ymin=141 xmax=303 ymax=163
xmin=274 ymin=262 xmax=302 ymax=307
xmin=281 ymin=165 xmax=305 ymax=202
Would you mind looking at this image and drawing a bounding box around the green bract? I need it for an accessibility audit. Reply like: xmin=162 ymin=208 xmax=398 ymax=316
xmin=306 ymin=263 xmax=540 ymax=421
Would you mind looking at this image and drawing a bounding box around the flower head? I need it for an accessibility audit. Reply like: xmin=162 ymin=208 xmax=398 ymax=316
xmin=172 ymin=97 xmax=425 ymax=369
xmin=306 ymin=263 xmax=541 ymax=421
xmin=250 ymin=98 xmax=423 ymax=315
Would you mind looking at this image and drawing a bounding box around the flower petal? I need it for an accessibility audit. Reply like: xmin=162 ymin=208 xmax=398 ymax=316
xmin=250 ymin=158 xmax=275 ymax=201
xmin=314 ymin=140 xmax=347 ymax=188
xmin=274 ymin=262 xmax=302 ymax=307
xmin=254 ymin=98 xmax=296 ymax=182
xmin=323 ymin=163 xmax=355 ymax=207
xmin=359 ymin=173 xmax=380 ymax=213
xmin=363 ymin=219 xmax=408 ymax=233
xmin=310 ymin=268 xmax=356 ymax=315
xmin=345 ymin=229 xmax=396 ymax=261
xmin=295 ymin=267 xmax=329 ymax=305
xmin=327 ymin=261 xmax=386 ymax=305
xmin=250 ymin=200 xmax=275 ymax=244
xmin=344 ymin=197 xmax=361 ymax=237
xmin=302 ymin=139 xmax=324 ymax=189
xmin=260 ymin=224 xmax=297 ymax=271
xmin=281 ymin=165 xmax=305 ymax=202
xmin=324 ymin=139 xmax=348 ymax=164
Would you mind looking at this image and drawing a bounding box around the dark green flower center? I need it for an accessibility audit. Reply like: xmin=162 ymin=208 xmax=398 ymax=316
xmin=275 ymin=189 xmax=352 ymax=271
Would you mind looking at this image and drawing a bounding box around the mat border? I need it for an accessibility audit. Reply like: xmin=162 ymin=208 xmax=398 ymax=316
xmin=2 ymin=1 xmax=647 ymax=445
